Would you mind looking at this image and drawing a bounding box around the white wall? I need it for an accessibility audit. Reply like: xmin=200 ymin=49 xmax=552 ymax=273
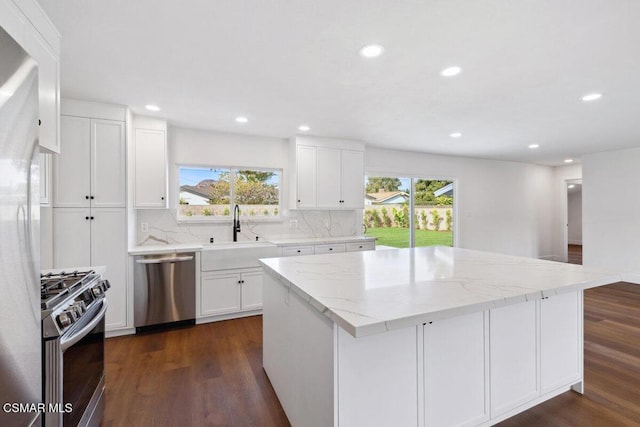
xmin=366 ymin=147 xmax=557 ymax=258
xmin=583 ymin=147 xmax=640 ymax=272
xmin=567 ymin=188 xmax=582 ymax=245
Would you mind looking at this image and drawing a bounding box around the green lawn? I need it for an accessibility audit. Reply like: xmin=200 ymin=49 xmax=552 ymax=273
xmin=365 ymin=227 xmax=453 ymax=248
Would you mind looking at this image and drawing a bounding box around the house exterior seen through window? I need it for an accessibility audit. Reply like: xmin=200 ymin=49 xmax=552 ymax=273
xmin=178 ymin=166 xmax=281 ymax=220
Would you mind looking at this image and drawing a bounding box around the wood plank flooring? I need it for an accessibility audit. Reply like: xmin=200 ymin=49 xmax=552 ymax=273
xmin=104 ymin=259 xmax=640 ymax=426
xmin=568 ymin=244 xmax=583 ymax=265
xmin=102 ymin=317 xmax=289 ymax=427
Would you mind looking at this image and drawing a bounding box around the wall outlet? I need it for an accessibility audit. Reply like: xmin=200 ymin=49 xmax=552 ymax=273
xmin=141 ymin=222 xmax=148 ymax=233
xmin=289 ymin=219 xmax=298 ymax=229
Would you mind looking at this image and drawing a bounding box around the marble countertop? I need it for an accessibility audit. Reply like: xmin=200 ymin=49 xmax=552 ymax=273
xmin=129 ymin=236 xmax=374 ymax=254
xmin=267 ymin=236 xmax=375 ymax=246
xmin=128 ymin=243 xmax=204 ymax=255
xmin=260 ymin=246 xmax=623 ymax=338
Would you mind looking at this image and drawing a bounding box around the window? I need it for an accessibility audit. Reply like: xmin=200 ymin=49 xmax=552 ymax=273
xmin=363 ymin=175 xmax=454 ymax=248
xmin=178 ymin=166 xmax=281 ymax=220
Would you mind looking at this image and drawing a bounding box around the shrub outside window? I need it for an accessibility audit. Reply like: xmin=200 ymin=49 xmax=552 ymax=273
xmin=178 ymin=166 xmax=281 ymax=220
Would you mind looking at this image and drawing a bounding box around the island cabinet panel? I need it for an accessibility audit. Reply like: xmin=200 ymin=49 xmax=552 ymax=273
xmin=337 ymin=327 xmax=418 ymax=427
xmin=262 ymin=274 xmax=334 ymax=427
xmin=423 ymin=311 xmax=490 ymax=427
xmin=540 ymin=291 xmax=581 ymax=393
xmin=489 ymin=300 xmax=539 ymax=417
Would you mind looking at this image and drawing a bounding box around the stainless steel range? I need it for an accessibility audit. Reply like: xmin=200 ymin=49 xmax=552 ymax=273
xmin=41 ymin=270 xmax=110 ymax=427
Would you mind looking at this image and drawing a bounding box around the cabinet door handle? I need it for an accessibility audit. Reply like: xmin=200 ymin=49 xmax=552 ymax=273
xmin=297 ymin=199 xmax=301 ymax=203
xmin=85 ymin=195 xmax=89 ymax=200
xmin=297 ymin=250 xmax=301 ymax=253
xmin=90 ymin=216 xmax=94 ymax=220
xmin=85 ymin=216 xmax=89 ymax=220
xmin=329 ymin=248 xmax=333 ymax=251
xmin=161 ymin=196 xmax=165 ymax=200
xmin=90 ymin=196 xmax=94 ymax=200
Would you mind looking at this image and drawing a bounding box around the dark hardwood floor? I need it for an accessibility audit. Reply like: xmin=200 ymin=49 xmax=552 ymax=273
xmin=104 ymin=244 xmax=639 ymax=426
xmin=102 ymin=317 xmax=290 ymax=427
xmin=568 ymin=244 xmax=583 ymax=265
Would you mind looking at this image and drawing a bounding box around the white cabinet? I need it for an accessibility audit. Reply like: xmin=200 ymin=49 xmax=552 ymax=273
xmin=0 ymin=0 xmax=61 ymax=153
xmin=200 ymin=269 xmax=264 ymax=317
xmin=53 ymin=116 xmax=125 ymax=208
xmin=290 ymin=137 xmax=365 ymax=210
xmin=314 ymin=243 xmax=346 ymax=254
xmin=540 ymin=291 xmax=581 ymax=393
xmin=316 ymin=147 xmax=341 ymax=208
xmin=281 ymin=245 xmax=315 ymax=257
xmin=490 ymin=300 xmax=539 ymax=416
xmin=53 ymin=208 xmax=128 ymax=330
xmin=346 ymin=241 xmax=375 ymax=252
xmin=340 ymin=149 xmax=365 ymax=209
xmin=133 ymin=119 xmax=167 ymax=208
xmin=295 ymin=145 xmax=317 ymax=208
xmin=424 ymin=311 xmax=490 ymax=427
xmin=52 ymin=101 xmax=129 ymax=332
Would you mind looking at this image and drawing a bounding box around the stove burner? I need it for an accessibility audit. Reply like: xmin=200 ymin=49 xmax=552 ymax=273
xmin=40 ymin=270 xmax=96 ymax=310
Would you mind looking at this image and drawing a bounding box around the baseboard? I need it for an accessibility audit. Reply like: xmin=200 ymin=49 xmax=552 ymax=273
xmin=196 ymin=309 xmax=262 ymax=325
xmin=568 ymin=240 xmax=583 ymax=245
xmin=106 ymin=327 xmax=135 ymax=338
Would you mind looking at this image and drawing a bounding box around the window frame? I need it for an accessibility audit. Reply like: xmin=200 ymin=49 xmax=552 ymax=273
xmin=363 ymin=172 xmax=458 ymax=248
xmin=176 ymin=163 xmax=283 ymax=223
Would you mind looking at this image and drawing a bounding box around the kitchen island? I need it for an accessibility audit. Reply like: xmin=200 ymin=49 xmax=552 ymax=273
xmin=260 ymin=247 xmax=622 ymax=427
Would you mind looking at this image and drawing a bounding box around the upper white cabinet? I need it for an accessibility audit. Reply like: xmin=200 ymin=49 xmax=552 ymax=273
xmin=53 ymin=115 xmax=126 ymax=208
xmin=0 ymin=0 xmax=61 ymax=153
xmin=290 ymin=136 xmax=365 ymax=210
xmin=133 ymin=116 xmax=167 ymax=209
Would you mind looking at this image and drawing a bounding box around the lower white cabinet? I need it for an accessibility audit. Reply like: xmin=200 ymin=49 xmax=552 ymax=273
xmin=424 ymin=311 xmax=489 ymax=427
xmin=540 ymin=291 xmax=581 ymax=393
xmin=278 ymin=240 xmax=376 ymax=257
xmin=200 ymin=269 xmax=263 ymax=317
xmin=421 ymin=291 xmax=582 ymax=426
xmin=53 ymin=207 xmax=128 ymax=330
xmin=490 ymin=301 xmax=539 ymax=416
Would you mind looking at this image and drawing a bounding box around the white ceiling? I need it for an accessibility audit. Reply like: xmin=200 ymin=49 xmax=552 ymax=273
xmin=38 ymin=0 xmax=640 ymax=166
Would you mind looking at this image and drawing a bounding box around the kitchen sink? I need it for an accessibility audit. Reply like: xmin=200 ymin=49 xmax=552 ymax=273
xmin=201 ymin=241 xmax=278 ymax=271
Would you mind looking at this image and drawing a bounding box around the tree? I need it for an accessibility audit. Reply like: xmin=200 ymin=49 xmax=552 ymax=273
xmin=366 ymin=177 xmax=402 ymax=193
xmin=237 ymin=170 xmax=275 ymax=183
xmin=414 ymin=180 xmax=453 ymax=206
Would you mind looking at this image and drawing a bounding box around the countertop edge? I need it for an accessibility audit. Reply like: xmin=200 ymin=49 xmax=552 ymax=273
xmin=260 ymin=259 xmax=624 ymax=339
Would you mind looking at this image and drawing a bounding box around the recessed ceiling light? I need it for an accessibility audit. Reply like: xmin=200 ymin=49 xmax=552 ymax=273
xmin=581 ymin=93 xmax=602 ymax=102
xmin=359 ymin=44 xmax=384 ymax=58
xmin=568 ymin=184 xmax=575 ymax=189
xmin=450 ymin=132 xmax=462 ymax=138
xmin=145 ymin=104 xmax=160 ymax=112
xmin=440 ymin=66 xmax=462 ymax=77
xmin=528 ymin=144 xmax=540 ymax=149
xmin=235 ymin=116 xmax=249 ymax=123
xmin=298 ymin=125 xmax=310 ymax=132
xmin=564 ymin=158 xmax=574 ymax=163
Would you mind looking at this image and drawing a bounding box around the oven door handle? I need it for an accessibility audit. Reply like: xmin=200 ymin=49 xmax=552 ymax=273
xmin=135 ymin=256 xmax=194 ymax=264
xmin=60 ymin=299 xmax=108 ymax=352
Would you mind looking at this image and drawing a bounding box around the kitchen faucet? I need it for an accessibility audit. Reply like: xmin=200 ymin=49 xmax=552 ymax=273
xmin=233 ymin=204 xmax=241 ymax=242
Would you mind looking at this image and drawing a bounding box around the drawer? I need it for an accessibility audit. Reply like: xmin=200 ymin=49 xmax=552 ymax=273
xmin=314 ymin=243 xmax=346 ymax=254
xmin=346 ymin=241 xmax=375 ymax=252
xmin=282 ymin=245 xmax=315 ymax=257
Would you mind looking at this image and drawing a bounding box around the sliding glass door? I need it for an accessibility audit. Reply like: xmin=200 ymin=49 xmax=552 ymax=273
xmin=363 ymin=176 xmax=454 ymax=249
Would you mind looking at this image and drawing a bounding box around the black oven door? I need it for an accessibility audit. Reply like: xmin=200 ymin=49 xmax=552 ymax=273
xmin=59 ymin=299 xmax=107 ymax=426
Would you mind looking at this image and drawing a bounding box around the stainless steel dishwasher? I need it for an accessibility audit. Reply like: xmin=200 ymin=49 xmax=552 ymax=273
xmin=134 ymin=252 xmax=196 ymax=330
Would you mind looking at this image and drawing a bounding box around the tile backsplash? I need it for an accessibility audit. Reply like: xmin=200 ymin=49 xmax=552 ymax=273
xmin=136 ymin=209 xmax=362 ymax=246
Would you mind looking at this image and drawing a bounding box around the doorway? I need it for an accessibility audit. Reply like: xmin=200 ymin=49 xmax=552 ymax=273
xmin=566 ymin=179 xmax=582 ymax=265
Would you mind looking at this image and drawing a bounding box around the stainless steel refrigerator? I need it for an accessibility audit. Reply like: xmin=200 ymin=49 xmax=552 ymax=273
xmin=0 ymin=24 xmax=42 ymax=426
